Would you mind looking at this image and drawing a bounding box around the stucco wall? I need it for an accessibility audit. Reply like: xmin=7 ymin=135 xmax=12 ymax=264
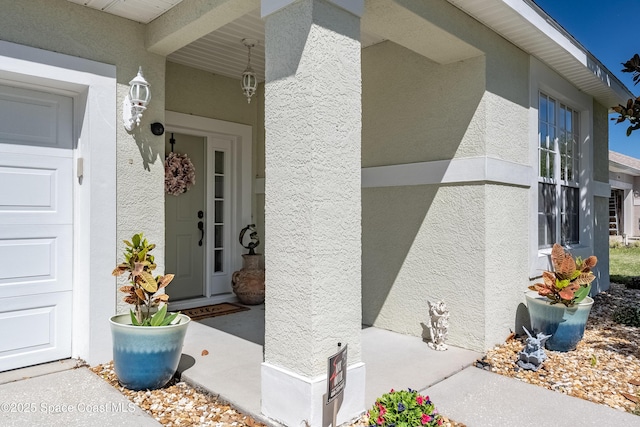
xmin=593 ymin=100 xmax=611 ymax=293
xmin=362 ymin=185 xmax=487 ymax=350
xmin=165 ymin=61 xmax=266 ymax=236
xmin=361 ymin=33 xmax=529 ymax=350
xmin=362 ymin=183 xmax=529 ymax=352
xmin=484 ymin=54 xmax=530 ymax=161
xmin=593 ymin=100 xmax=610 ymax=183
xmin=0 ymin=0 xmax=166 ymax=314
xmin=165 ymin=61 xmax=261 ymax=127
xmin=594 ymin=196 xmax=610 ymax=293
xmin=263 ymin=0 xmax=362 ymax=376
xmin=362 ymin=41 xmax=486 ymax=166
xmin=484 ymin=184 xmax=529 ymax=346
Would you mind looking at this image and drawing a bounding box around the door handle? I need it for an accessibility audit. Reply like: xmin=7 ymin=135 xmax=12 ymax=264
xmin=198 ymin=221 xmax=204 ymax=246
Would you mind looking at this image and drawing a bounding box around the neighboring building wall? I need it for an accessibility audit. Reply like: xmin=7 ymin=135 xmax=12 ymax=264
xmin=610 ymin=171 xmax=635 ymax=188
xmin=361 ymin=31 xmax=530 ymax=350
xmin=635 ymin=176 xmax=640 ymax=235
xmin=609 ymin=163 xmax=640 ymax=240
xmin=609 ymin=151 xmax=640 ymax=240
xmin=609 ymin=171 xmax=634 ymax=238
xmin=0 ymin=0 xmax=165 ymax=315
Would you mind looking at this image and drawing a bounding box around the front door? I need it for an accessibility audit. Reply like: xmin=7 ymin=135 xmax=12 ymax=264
xmin=165 ymin=132 xmax=235 ymax=306
xmin=165 ymin=133 xmax=206 ymax=301
xmin=0 ymin=84 xmax=74 ymax=371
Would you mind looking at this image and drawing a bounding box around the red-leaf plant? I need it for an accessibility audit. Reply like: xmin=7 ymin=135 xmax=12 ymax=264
xmin=112 ymin=233 xmax=178 ymax=326
xmin=529 ymin=243 xmax=598 ymax=307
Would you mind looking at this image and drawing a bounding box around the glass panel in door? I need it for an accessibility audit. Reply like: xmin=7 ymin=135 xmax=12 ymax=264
xmin=207 ymin=137 xmax=233 ymax=296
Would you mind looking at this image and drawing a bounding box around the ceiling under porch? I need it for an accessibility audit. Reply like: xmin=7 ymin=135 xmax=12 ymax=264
xmin=66 ymin=0 xmax=630 ymax=106
xmin=68 ymin=0 xmax=387 ymax=83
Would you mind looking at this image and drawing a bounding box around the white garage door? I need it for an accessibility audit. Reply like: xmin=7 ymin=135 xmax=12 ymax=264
xmin=0 ymin=84 xmax=73 ymax=371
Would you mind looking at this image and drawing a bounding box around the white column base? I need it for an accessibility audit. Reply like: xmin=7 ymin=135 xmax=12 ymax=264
xmin=261 ymin=362 xmax=366 ymax=427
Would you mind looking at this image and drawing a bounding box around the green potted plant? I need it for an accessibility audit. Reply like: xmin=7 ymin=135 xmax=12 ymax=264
xmin=526 ymin=243 xmax=597 ymax=351
xmin=367 ymin=388 xmax=444 ymax=426
xmin=110 ymin=233 xmax=190 ymax=390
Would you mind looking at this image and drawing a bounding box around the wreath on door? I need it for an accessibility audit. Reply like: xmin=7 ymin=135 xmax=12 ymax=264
xmin=164 ymin=152 xmax=196 ymax=196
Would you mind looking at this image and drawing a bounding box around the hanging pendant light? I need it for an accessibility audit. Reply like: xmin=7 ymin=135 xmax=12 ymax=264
xmin=241 ymin=38 xmax=258 ymax=104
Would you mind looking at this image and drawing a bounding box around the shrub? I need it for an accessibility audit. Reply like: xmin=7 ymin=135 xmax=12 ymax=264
xmin=630 ymin=277 xmax=640 ymax=290
xmin=613 ymin=305 xmax=640 ymax=327
xmin=609 ymin=239 xmax=640 ymax=249
xmin=610 ymin=275 xmax=633 ymax=286
xmin=367 ymin=388 xmax=443 ymax=427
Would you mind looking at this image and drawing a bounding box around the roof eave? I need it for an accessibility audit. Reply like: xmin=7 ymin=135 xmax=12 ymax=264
xmin=446 ymin=0 xmax=634 ymax=109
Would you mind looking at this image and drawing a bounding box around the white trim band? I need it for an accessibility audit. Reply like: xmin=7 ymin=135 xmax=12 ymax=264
xmin=254 ymin=157 xmax=533 ymax=194
xmin=261 ymin=361 xmax=366 ymax=426
xmin=363 ymin=156 xmax=532 ymax=188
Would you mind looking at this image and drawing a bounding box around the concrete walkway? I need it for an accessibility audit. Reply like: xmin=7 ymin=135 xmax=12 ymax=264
xmin=2 ymin=304 xmax=640 ymax=426
xmin=425 ymin=366 xmax=640 ymax=427
xmin=178 ymin=319 xmax=481 ymax=425
xmin=0 ymin=363 xmax=159 ymax=427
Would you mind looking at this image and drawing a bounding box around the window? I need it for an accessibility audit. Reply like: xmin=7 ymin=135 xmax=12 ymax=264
xmin=538 ymin=92 xmax=580 ymax=248
xmin=213 ymin=150 xmax=225 ymax=272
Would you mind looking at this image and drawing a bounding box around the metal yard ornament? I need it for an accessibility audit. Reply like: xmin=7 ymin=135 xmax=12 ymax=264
xmin=239 ymin=224 xmax=260 ymax=255
xmin=517 ymin=326 xmax=552 ymax=371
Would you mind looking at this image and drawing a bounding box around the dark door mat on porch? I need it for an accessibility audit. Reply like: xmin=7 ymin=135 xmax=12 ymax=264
xmin=181 ymin=303 xmax=249 ymax=321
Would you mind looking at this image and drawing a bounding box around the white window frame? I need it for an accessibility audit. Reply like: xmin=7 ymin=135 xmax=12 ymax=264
xmin=538 ymin=93 xmax=581 ymax=248
xmin=528 ymin=57 xmax=594 ymax=278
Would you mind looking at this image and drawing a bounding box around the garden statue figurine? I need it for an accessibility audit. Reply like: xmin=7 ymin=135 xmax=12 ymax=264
xmin=428 ymin=300 xmax=450 ymax=351
xmin=517 ymin=326 xmax=552 ymax=371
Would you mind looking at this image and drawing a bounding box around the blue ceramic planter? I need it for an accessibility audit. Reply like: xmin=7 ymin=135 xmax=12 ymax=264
xmin=525 ymin=291 xmax=593 ymax=352
xmin=109 ymin=313 xmax=190 ymax=390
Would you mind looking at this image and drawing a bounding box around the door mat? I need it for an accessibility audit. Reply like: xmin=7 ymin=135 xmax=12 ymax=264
xmin=181 ymin=303 xmax=249 ymax=321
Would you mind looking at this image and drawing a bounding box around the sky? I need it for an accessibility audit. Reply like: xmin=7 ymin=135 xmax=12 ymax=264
xmin=532 ymin=0 xmax=640 ymax=158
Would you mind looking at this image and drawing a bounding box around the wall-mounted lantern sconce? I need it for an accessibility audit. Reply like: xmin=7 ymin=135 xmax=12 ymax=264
xmin=241 ymin=39 xmax=258 ymax=104
xmin=123 ymin=66 xmax=151 ymax=132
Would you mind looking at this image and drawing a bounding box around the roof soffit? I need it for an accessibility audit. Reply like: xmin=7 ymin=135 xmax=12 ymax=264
xmin=446 ymin=0 xmax=633 ymax=107
xmin=362 ymin=0 xmax=482 ymax=64
xmin=145 ymin=0 xmax=260 ymax=55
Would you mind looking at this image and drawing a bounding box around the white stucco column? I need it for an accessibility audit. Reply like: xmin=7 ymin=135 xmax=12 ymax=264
xmin=261 ymin=0 xmax=364 ymax=425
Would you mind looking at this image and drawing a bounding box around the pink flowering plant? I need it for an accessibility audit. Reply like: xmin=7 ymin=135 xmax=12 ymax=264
xmin=367 ymin=388 xmax=444 ymax=427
